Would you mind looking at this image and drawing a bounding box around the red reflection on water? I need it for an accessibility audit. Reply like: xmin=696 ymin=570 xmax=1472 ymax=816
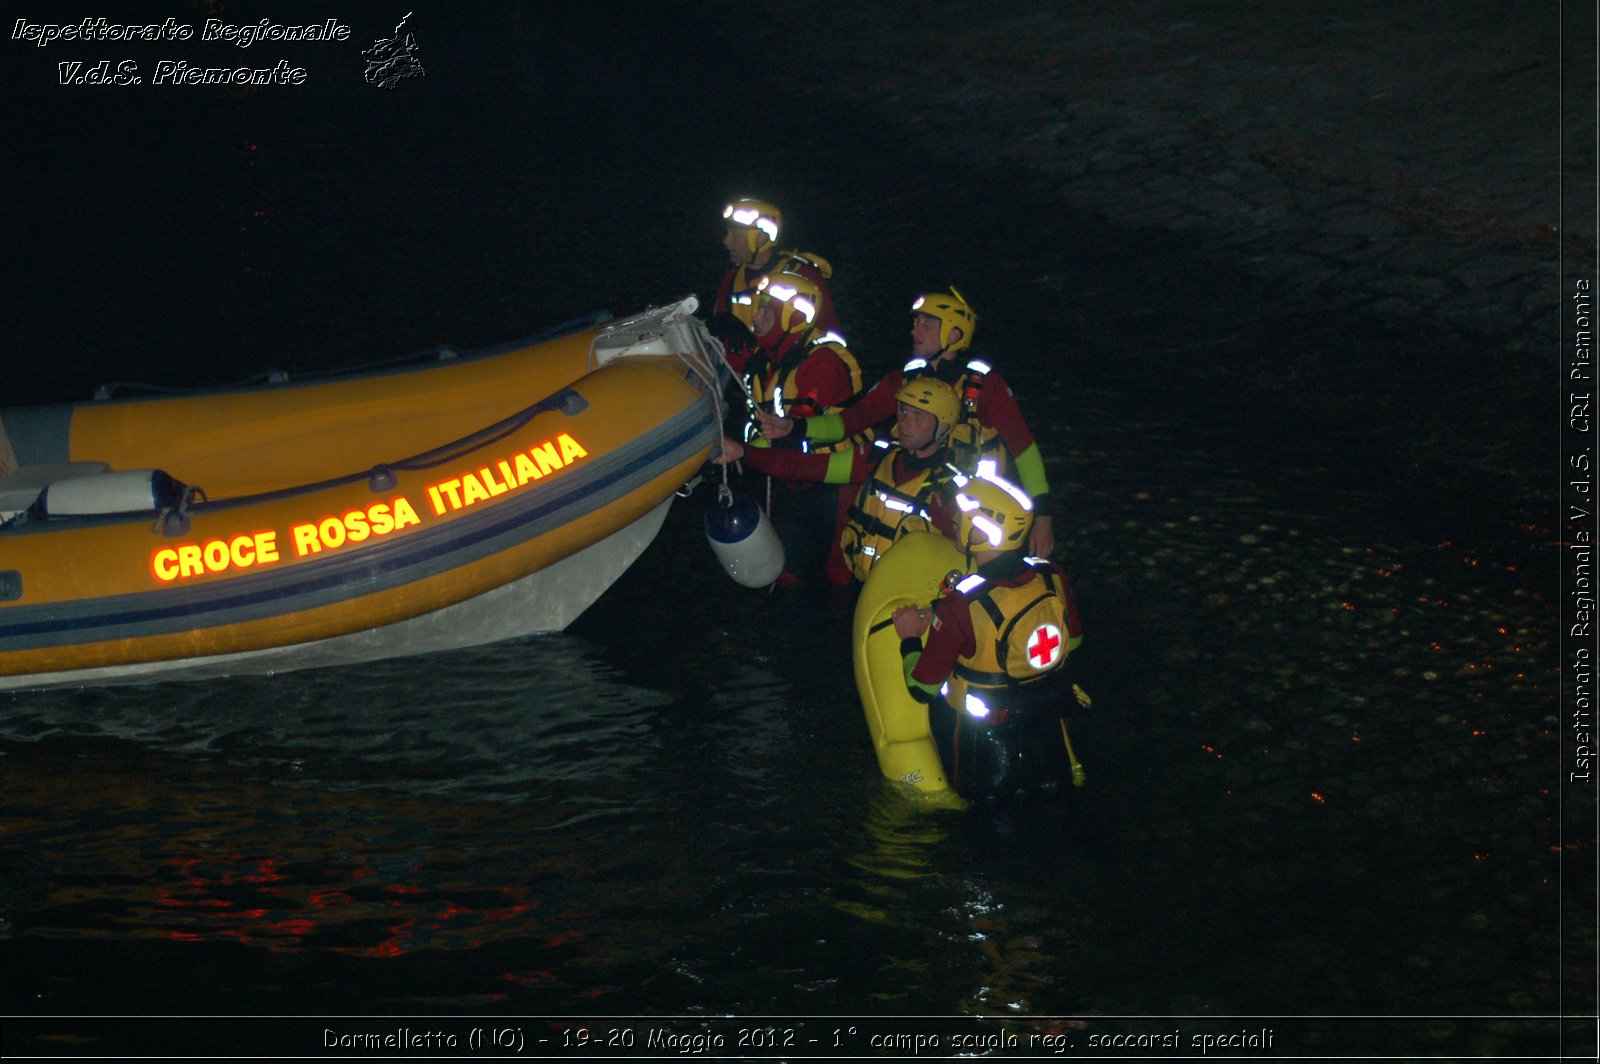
xmin=153 ymin=850 xmax=540 ymax=958
xmin=332 ymin=892 xmax=539 ymax=960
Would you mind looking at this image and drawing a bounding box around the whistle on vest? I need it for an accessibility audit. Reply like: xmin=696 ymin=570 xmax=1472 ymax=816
xmin=938 ymin=568 xmax=965 ymax=597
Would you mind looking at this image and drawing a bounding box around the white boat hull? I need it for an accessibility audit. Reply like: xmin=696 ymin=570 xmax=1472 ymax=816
xmin=0 ymin=499 xmax=672 ymax=692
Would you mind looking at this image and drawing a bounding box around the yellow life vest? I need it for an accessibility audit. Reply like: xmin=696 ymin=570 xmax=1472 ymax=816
xmin=946 ymin=419 xmax=1011 ymax=481
xmin=839 ymin=441 xmax=957 ymax=582
xmin=745 ymin=334 xmax=863 ymax=454
xmin=903 ymin=356 xmax=1013 ymax=480
xmin=725 ymin=262 xmax=760 ymax=328
xmin=940 ymin=563 xmax=1072 ymax=716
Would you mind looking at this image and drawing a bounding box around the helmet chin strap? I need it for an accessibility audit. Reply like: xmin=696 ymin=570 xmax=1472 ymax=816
xmin=764 ymin=328 xmax=802 ymax=364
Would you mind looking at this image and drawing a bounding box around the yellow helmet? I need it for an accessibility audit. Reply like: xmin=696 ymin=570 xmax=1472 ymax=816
xmin=910 ymin=287 xmax=977 ymax=353
xmin=756 ymin=270 xmax=823 ymax=336
xmin=954 ymin=472 xmax=1034 ymax=552
xmin=723 ymin=198 xmax=782 ymax=257
xmin=788 ymin=249 xmax=833 ymax=279
xmin=894 ymin=378 xmax=959 ymax=433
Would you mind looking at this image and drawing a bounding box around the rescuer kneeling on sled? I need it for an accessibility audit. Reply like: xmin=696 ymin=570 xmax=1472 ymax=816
xmin=891 ymin=473 xmax=1084 ymax=801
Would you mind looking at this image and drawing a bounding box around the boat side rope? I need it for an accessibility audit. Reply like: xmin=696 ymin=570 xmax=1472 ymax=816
xmin=150 ymin=484 xmax=207 ymax=537
xmin=88 ymin=311 xmax=615 ymax=401
xmin=185 ymin=306 xmax=733 ymax=516
xmin=184 ymin=385 xmax=591 ymax=515
xmin=387 ymin=389 xmax=587 ymax=474
xmin=687 ymin=329 xmax=740 ymax=504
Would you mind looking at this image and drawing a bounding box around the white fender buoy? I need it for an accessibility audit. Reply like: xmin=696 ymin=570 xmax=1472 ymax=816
xmin=704 ymin=489 xmax=784 ymax=588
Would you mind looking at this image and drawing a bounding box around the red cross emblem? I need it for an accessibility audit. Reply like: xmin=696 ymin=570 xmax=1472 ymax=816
xmin=1027 ymin=624 xmax=1062 ymax=669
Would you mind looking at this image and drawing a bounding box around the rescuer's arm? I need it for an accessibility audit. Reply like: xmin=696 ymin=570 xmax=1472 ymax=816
xmin=790 ymin=371 xmax=903 ymax=444
xmin=1011 ymin=443 xmax=1055 ymax=556
xmin=977 ymin=370 xmax=1055 ymax=556
xmin=819 ymin=446 xmax=867 ymax=485
xmin=1011 ymin=442 xmax=1050 ymax=503
xmin=893 ymin=605 xmax=942 ymax=705
xmin=712 ymin=437 xmax=834 ymax=482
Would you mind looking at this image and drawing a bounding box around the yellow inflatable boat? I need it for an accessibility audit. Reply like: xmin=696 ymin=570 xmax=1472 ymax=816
xmin=0 ymin=298 xmax=723 ymax=690
xmin=851 ymin=531 xmax=969 ymax=793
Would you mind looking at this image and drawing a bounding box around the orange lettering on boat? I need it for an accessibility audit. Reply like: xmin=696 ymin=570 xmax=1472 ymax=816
xmin=290 ymin=496 xmax=420 ymax=558
xmin=151 ymin=529 xmax=279 ymax=583
xmin=426 ymin=432 xmax=589 ymax=514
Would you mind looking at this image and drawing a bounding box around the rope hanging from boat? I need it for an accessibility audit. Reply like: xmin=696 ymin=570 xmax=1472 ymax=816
xmin=636 ymin=309 xmax=749 ymax=509
xmin=685 ymin=314 xmax=783 ymax=591
xmin=89 ymin=311 xmax=614 ymax=401
xmin=695 ymin=327 xmax=749 ymax=513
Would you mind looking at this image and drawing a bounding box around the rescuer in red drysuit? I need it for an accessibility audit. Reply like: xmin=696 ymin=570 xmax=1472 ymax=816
xmin=892 ymin=473 xmax=1084 ymax=800
xmin=729 ymin=269 xmax=862 ymax=586
xmin=757 ymin=288 xmax=1056 ymax=559
xmin=709 ymin=197 xmax=839 ymax=369
xmin=715 ymin=378 xmax=964 ymax=583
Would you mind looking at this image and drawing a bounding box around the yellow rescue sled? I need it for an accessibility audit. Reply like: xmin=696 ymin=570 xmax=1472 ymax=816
xmin=851 ymin=531 xmax=968 ymax=793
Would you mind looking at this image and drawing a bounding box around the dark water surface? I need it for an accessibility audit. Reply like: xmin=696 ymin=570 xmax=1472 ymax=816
xmin=0 ymin=5 xmax=1577 ymax=1058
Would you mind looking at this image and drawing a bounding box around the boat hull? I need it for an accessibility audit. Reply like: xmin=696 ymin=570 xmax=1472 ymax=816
xmin=3 ymin=499 xmax=672 ymax=690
